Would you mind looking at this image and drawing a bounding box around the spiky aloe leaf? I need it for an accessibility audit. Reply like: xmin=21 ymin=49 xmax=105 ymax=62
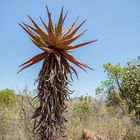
xmin=64 ymin=40 xmax=97 ymax=50
xmin=18 ymin=52 xmax=49 ymax=73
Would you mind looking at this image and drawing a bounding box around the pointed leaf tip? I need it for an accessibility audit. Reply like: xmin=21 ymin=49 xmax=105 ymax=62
xmin=46 ymin=5 xmax=50 ymax=16
xmin=65 ymin=39 xmax=97 ymax=50
xmin=17 ymin=52 xmax=48 ymax=73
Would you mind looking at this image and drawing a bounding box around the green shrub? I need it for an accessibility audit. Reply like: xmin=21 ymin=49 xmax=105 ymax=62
xmin=96 ymin=57 xmax=140 ymax=116
xmin=72 ymin=96 xmax=92 ymax=121
xmin=0 ymin=88 xmax=16 ymax=108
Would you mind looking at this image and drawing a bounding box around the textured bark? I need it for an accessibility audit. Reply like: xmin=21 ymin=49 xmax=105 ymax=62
xmin=33 ymin=54 xmax=73 ymax=140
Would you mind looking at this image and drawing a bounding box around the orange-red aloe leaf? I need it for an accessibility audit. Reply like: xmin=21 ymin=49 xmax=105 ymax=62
xmin=27 ymin=16 xmax=50 ymax=44
xmin=19 ymin=52 xmax=48 ymax=67
xmin=61 ymin=51 xmax=94 ymax=71
xmin=62 ymin=16 xmax=79 ymax=38
xmin=28 ymin=36 xmax=52 ymax=53
xmin=19 ymin=23 xmax=53 ymax=53
xmin=23 ymin=23 xmax=38 ymax=33
xmin=69 ymin=65 xmax=79 ymax=79
xmin=17 ymin=52 xmax=49 ymax=73
xmin=61 ymin=19 xmax=86 ymax=42
xmin=73 ymin=19 xmax=86 ymax=34
xmin=46 ymin=6 xmax=54 ymax=32
xmin=19 ymin=23 xmax=42 ymax=47
xmin=63 ymin=10 xmax=68 ymax=23
xmin=47 ymin=27 xmax=56 ymax=46
xmin=64 ymin=40 xmax=97 ymax=50
xmin=55 ymin=7 xmax=64 ymax=36
xmin=62 ymin=52 xmax=86 ymax=72
xmin=58 ymin=31 xmax=86 ymax=48
xmin=46 ymin=7 xmax=56 ymax=45
xmin=74 ymin=62 xmax=87 ymax=72
xmin=27 ymin=16 xmax=43 ymax=31
xmin=37 ymin=47 xmax=54 ymax=53
xmin=19 ymin=23 xmax=38 ymax=38
xmin=61 ymin=51 xmax=88 ymax=72
xmin=19 ymin=23 xmax=44 ymax=48
xmin=39 ymin=17 xmax=49 ymax=32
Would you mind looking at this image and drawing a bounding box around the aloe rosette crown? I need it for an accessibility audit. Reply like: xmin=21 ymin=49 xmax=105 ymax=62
xmin=18 ymin=7 xmax=96 ymax=73
xmin=19 ymin=6 xmax=96 ymax=140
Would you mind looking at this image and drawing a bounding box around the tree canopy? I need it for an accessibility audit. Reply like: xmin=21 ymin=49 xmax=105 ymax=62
xmin=96 ymin=57 xmax=140 ymax=116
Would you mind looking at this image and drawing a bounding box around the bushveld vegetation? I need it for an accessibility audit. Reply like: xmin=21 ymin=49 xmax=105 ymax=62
xmin=0 ymin=90 xmax=140 ymax=140
xmin=96 ymin=57 xmax=140 ymax=117
xmin=15 ymin=4 xmax=140 ymax=140
xmin=0 ymin=57 xmax=139 ymax=140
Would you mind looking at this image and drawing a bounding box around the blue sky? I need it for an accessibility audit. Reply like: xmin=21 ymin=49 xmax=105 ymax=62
xmin=0 ymin=0 xmax=140 ymax=96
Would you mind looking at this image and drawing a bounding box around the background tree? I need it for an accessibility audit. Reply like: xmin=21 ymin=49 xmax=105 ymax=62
xmin=121 ymin=58 xmax=140 ymax=115
xmin=18 ymin=6 xmax=96 ymax=140
xmin=96 ymin=57 xmax=140 ymax=116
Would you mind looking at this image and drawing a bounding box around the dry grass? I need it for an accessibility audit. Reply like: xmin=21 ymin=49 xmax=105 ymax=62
xmin=0 ymin=94 xmax=139 ymax=140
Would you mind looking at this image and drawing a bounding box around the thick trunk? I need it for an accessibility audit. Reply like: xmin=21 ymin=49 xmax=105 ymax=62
xmin=33 ymin=54 xmax=72 ymax=140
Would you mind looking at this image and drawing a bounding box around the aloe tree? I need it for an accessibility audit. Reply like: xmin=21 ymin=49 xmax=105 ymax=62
xmin=18 ymin=6 xmax=96 ymax=140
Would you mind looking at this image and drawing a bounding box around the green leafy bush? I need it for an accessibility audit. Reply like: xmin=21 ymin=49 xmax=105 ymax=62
xmin=72 ymin=96 xmax=92 ymax=121
xmin=96 ymin=57 xmax=140 ymax=116
xmin=0 ymin=88 xmax=16 ymax=108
